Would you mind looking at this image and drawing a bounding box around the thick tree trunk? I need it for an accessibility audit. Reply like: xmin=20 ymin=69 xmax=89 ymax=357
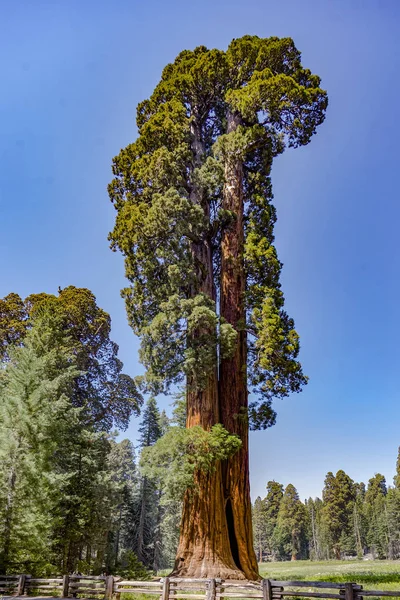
xmin=174 ymin=393 xmax=243 ymax=578
xmin=219 ymin=110 xmax=260 ymax=581
xmin=172 ymin=117 xmax=244 ymax=579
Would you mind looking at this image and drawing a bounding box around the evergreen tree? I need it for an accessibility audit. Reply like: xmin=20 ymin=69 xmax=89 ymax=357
xmin=321 ymin=470 xmax=356 ymax=559
xmin=272 ymin=484 xmax=307 ymax=561
xmin=0 ymin=310 xmax=79 ymax=573
xmin=394 ymin=448 xmax=400 ymax=489
xmin=306 ymin=497 xmax=327 ymax=561
xmin=0 ymin=287 xmax=142 ymax=431
xmin=252 ymin=497 xmax=267 ymax=562
xmin=133 ymin=398 xmax=163 ymax=569
xmin=108 ymin=35 xmax=327 ymax=578
xmin=0 ymin=293 xmax=28 ymax=361
xmin=105 ymin=439 xmax=137 ymax=573
xmin=264 ymin=481 xmax=283 ymax=558
xmin=386 ymin=487 xmax=400 ymax=559
xmin=0 ymin=287 xmax=143 ymax=575
xmin=353 ymin=483 xmax=367 ymax=559
xmin=364 ymin=474 xmax=388 ymax=559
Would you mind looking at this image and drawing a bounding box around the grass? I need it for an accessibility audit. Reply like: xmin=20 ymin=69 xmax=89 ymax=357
xmin=259 ymin=560 xmax=400 ymax=590
xmin=121 ymin=562 xmax=400 ymax=600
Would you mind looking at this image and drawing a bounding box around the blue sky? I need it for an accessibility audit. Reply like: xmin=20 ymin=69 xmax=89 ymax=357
xmin=1 ymin=0 xmax=400 ymax=501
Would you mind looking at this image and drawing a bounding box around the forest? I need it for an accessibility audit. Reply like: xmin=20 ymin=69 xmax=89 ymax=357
xmin=0 ymin=288 xmax=179 ymax=577
xmin=252 ymin=454 xmax=400 ymax=563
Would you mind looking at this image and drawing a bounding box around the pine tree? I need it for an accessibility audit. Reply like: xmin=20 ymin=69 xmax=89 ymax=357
xmin=321 ymin=470 xmax=356 ymax=559
xmin=108 ymin=35 xmax=327 ymax=578
xmin=252 ymin=497 xmax=267 ymax=562
xmin=386 ymin=487 xmax=400 ymax=559
xmin=0 ymin=310 xmax=79 ymax=573
xmin=272 ymin=484 xmax=307 ymax=561
xmin=353 ymin=483 xmax=367 ymax=559
xmin=365 ymin=474 xmax=388 ymax=559
xmin=133 ymin=398 xmax=163 ymax=569
xmin=394 ymin=447 xmax=400 ymax=489
xmin=306 ymin=497 xmax=327 ymax=561
xmin=264 ymin=481 xmax=283 ymax=559
xmin=105 ymin=438 xmax=137 ymax=573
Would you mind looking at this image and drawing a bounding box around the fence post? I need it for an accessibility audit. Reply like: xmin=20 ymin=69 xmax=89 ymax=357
xmin=207 ymin=579 xmax=216 ymax=600
xmin=345 ymin=583 xmax=355 ymax=600
xmin=162 ymin=577 xmax=170 ymax=600
xmin=62 ymin=574 xmax=70 ymax=598
xmin=262 ymin=580 xmax=272 ymax=600
xmin=105 ymin=576 xmax=114 ymax=600
xmin=17 ymin=574 xmax=26 ymax=596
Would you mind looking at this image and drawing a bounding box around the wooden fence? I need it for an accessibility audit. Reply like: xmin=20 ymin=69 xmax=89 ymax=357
xmin=1 ymin=576 xmax=400 ymax=600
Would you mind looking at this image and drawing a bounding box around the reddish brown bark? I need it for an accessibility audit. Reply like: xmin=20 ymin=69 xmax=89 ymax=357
xmin=172 ymin=116 xmax=245 ymax=580
xmin=219 ymin=110 xmax=260 ymax=581
xmin=173 ymin=378 xmax=244 ymax=579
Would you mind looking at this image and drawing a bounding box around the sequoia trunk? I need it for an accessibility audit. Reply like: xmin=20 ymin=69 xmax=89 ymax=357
xmin=219 ymin=110 xmax=259 ymax=581
xmin=174 ymin=379 xmax=243 ymax=578
xmin=172 ymin=116 xmax=244 ymax=579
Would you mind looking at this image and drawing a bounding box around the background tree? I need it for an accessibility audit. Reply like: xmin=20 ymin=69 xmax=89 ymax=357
xmin=252 ymin=497 xmax=267 ymax=562
xmin=321 ymin=471 xmax=356 ymax=559
xmin=305 ymin=497 xmax=326 ymax=561
xmin=108 ymin=35 xmax=327 ymax=579
xmin=0 ymin=287 xmax=143 ymax=575
xmin=0 ymin=293 xmax=28 ymax=361
xmin=132 ymin=397 xmax=162 ymax=569
xmin=353 ymin=482 xmax=367 ymax=558
xmin=0 ymin=310 xmax=79 ymax=573
xmin=105 ymin=439 xmax=137 ymax=573
xmin=0 ymin=287 xmax=142 ymax=431
xmin=264 ymin=481 xmax=284 ymax=559
xmin=364 ymin=474 xmax=388 ymax=559
xmin=272 ymin=484 xmax=307 ymax=561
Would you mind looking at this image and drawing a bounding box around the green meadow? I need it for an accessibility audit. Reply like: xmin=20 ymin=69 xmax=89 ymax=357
xmin=259 ymin=560 xmax=400 ymax=590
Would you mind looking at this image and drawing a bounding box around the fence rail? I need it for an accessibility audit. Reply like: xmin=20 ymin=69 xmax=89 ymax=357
xmin=1 ymin=575 xmax=400 ymax=600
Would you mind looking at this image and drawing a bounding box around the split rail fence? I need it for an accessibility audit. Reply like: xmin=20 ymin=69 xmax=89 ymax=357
xmin=1 ymin=575 xmax=400 ymax=600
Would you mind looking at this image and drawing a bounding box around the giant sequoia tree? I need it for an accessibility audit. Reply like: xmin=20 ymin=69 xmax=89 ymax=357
xmin=109 ymin=36 xmax=327 ymax=579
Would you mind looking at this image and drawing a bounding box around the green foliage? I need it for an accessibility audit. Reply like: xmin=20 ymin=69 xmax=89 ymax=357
xmin=0 ymin=293 xmax=28 ymax=361
xmin=272 ymin=484 xmax=308 ymax=560
xmin=131 ymin=397 xmax=164 ymax=570
xmin=0 ymin=288 xmax=144 ymax=576
xmin=364 ymin=474 xmax=388 ymax=559
xmin=252 ymin=496 xmax=268 ymax=561
xmin=321 ymin=470 xmax=356 ymax=558
xmin=265 ymin=481 xmax=284 ymax=556
xmin=0 ymin=287 xmax=142 ymax=431
xmin=140 ymin=424 xmax=241 ymax=502
xmin=394 ymin=447 xmax=400 ymax=489
xmin=254 ymin=452 xmax=400 ymax=562
xmin=0 ymin=309 xmax=80 ymax=573
xmin=115 ymin=550 xmax=151 ymax=580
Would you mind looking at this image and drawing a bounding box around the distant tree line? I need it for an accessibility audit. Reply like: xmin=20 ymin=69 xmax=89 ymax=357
xmin=0 ymin=288 xmax=179 ymax=577
xmin=252 ymin=457 xmax=400 ymax=562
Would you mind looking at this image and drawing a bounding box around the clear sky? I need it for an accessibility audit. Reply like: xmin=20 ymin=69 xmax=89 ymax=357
xmin=1 ymin=0 xmax=400 ymax=502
